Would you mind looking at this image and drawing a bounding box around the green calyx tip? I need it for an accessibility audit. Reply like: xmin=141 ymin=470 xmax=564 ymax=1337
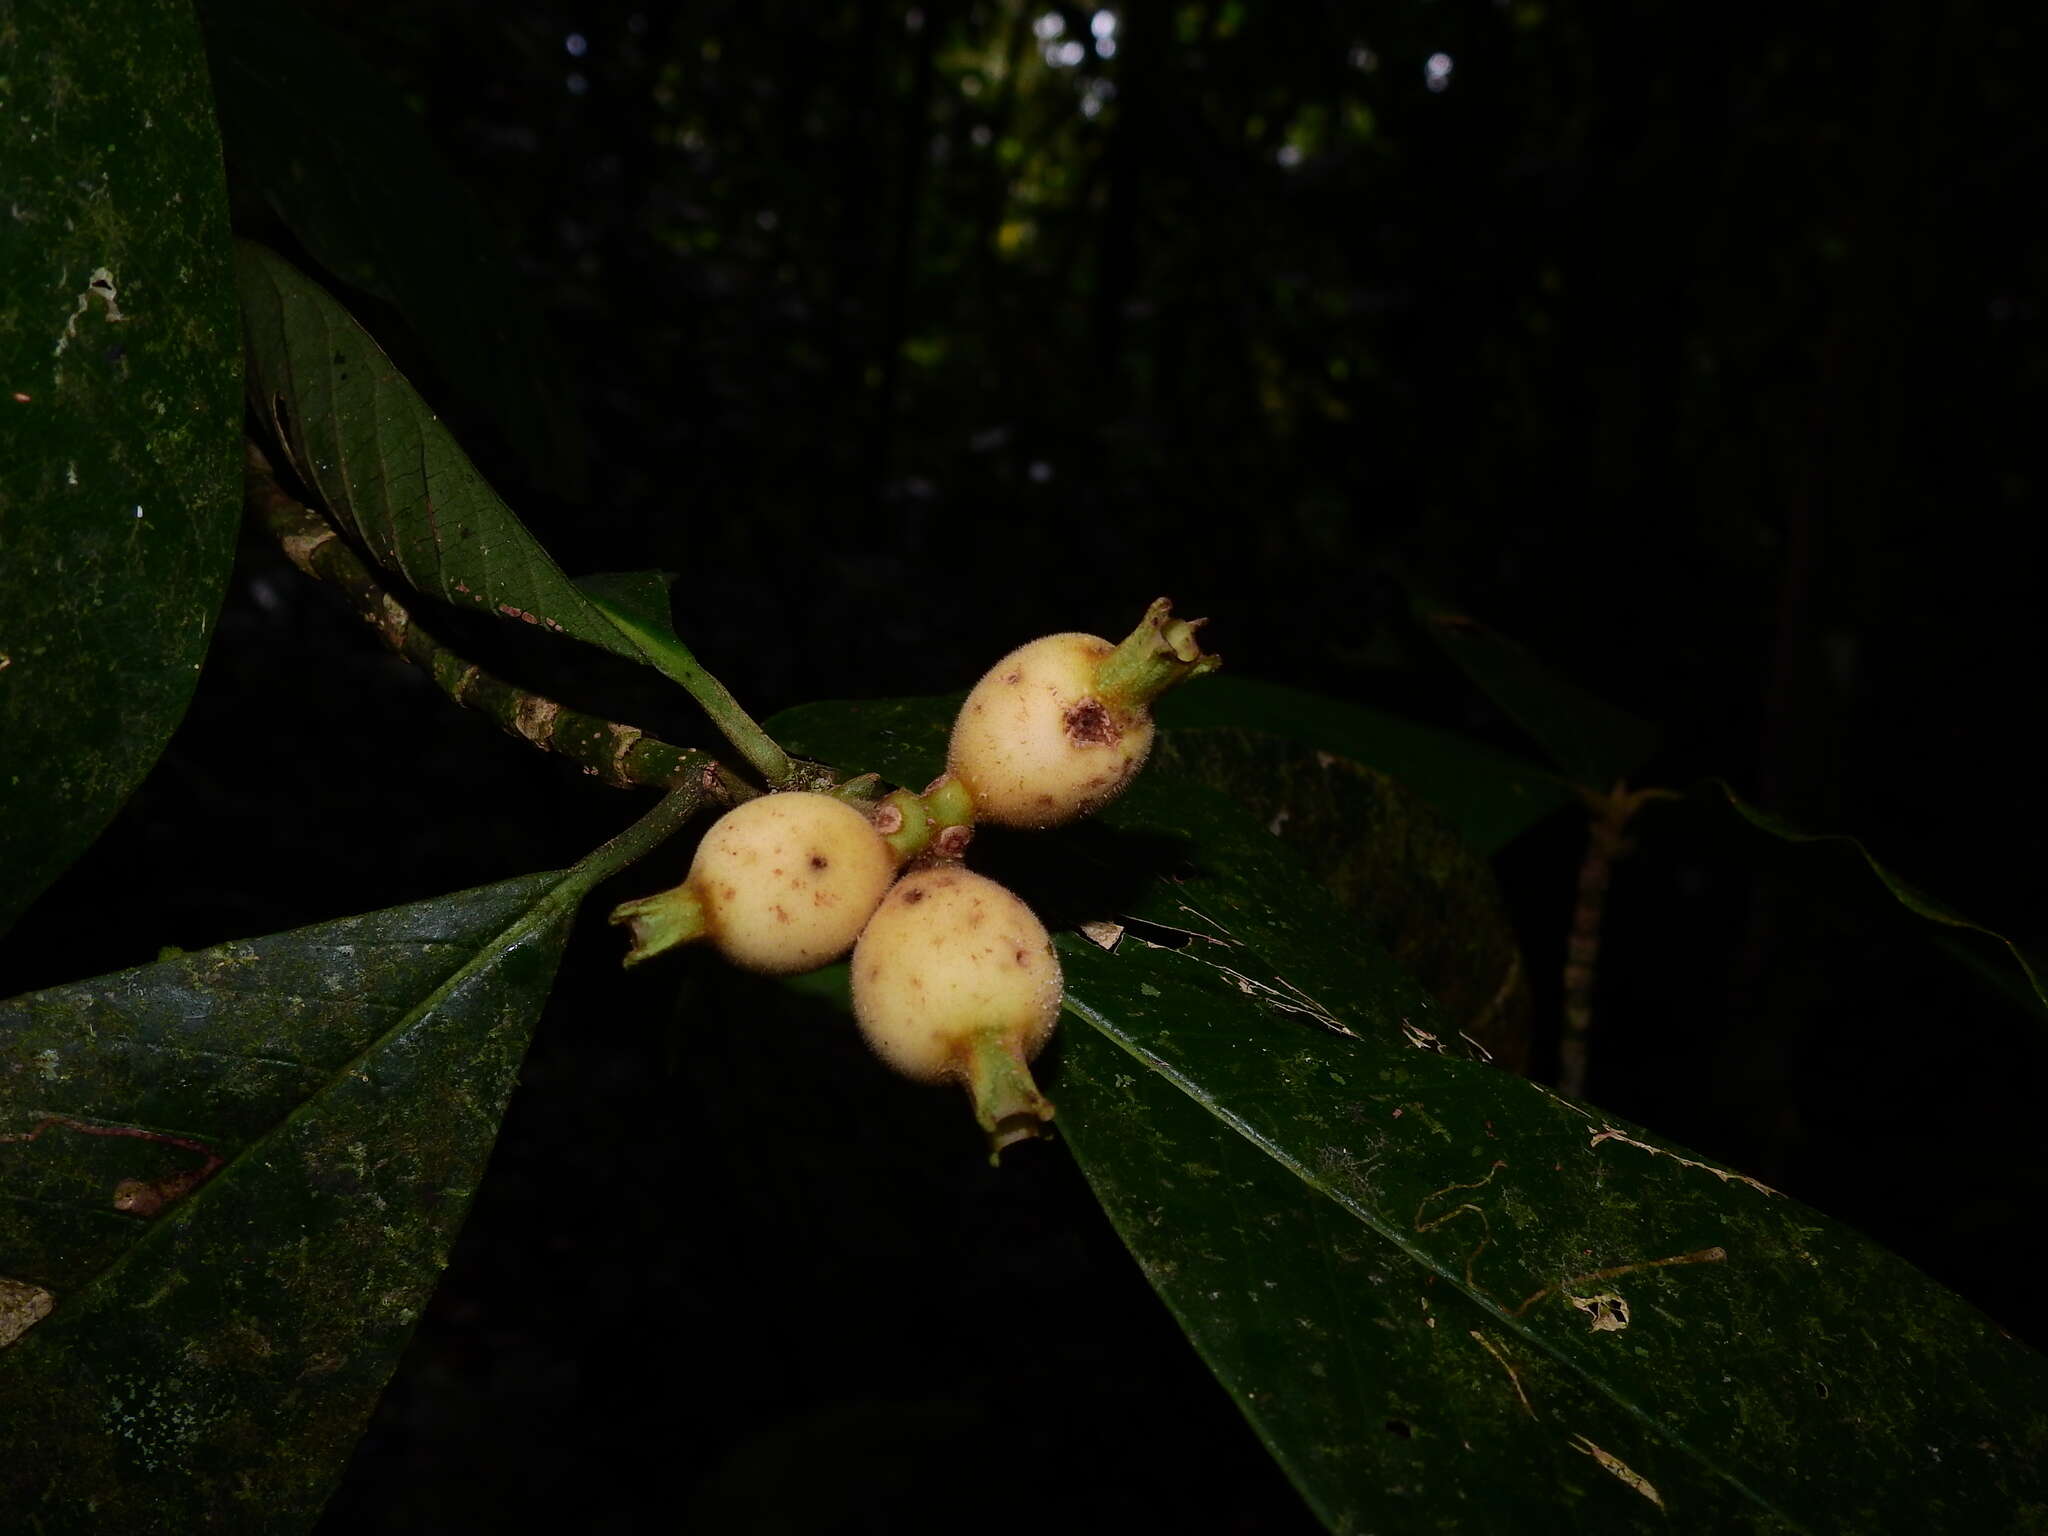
xmin=608 ymin=881 xmax=709 ymax=967
xmin=962 ymin=1030 xmax=1055 ymax=1164
xmin=1095 ymin=596 xmax=1222 ymax=715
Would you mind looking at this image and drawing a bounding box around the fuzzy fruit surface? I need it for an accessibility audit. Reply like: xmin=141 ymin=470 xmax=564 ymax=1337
xmin=851 ymin=867 xmax=1062 ymax=1081
xmin=692 ymin=791 xmax=897 ymax=974
xmin=947 ymin=632 xmax=1152 ymax=828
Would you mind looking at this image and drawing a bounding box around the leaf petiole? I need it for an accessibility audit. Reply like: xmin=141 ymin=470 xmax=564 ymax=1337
xmin=584 ymin=592 xmax=794 ymax=787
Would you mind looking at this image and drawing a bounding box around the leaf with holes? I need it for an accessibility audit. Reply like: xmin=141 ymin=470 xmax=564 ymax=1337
xmin=0 ymin=0 xmax=241 ymax=932
xmin=772 ymin=692 xmax=2048 ymax=1534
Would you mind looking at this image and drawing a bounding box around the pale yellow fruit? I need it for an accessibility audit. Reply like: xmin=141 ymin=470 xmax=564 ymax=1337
xmin=850 ymin=868 xmax=1062 ymax=1153
xmin=946 ymin=632 xmax=1153 ymax=828
xmin=688 ymin=791 xmax=897 ymax=974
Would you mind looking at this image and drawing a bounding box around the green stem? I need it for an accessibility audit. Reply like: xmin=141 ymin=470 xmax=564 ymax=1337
xmin=872 ymin=777 xmax=977 ymax=863
xmin=609 ymin=882 xmax=710 ymax=967
xmin=827 ymin=772 xmax=884 ymax=804
xmin=922 ymin=773 xmax=977 ymax=830
xmin=874 ymin=788 xmax=933 ymax=862
xmin=1094 ymin=596 xmax=1223 ymax=714
xmin=551 ymin=782 xmax=708 ymax=903
xmin=962 ymin=1029 xmax=1055 ymax=1163
xmin=583 ymin=590 xmax=795 ymax=786
xmin=246 ymin=442 xmax=752 ymax=801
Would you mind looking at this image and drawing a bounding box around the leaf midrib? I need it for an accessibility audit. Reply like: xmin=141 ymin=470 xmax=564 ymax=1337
xmin=1060 ymin=987 xmax=1806 ymax=1532
xmin=38 ymin=869 xmax=571 ymax=1308
xmin=33 ymin=781 xmax=700 ymax=1308
xmin=243 ymin=249 xmax=643 ymax=663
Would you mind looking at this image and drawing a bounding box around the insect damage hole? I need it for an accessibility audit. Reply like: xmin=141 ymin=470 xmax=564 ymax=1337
xmin=1062 ymin=698 xmax=1118 ymax=746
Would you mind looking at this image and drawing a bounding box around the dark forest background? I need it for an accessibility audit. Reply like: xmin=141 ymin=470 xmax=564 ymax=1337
xmin=5 ymin=1 xmax=2045 ymax=1529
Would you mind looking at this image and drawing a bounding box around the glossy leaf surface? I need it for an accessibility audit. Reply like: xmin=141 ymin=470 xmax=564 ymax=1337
xmin=1155 ymin=675 xmax=1568 ymax=856
xmin=1150 ymin=729 xmax=1532 ymax=1072
xmin=196 ymin=0 xmax=584 ymax=498
xmin=237 ymin=243 xmax=647 ymax=663
xmin=573 ymin=568 xmax=722 ymax=690
xmin=774 ymin=693 xmax=2047 ymax=1534
xmin=0 ymin=0 xmax=241 ymax=931
xmin=0 ymin=872 xmax=574 ymax=1531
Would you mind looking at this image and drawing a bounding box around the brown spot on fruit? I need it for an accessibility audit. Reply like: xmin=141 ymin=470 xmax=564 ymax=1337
xmin=1015 ymin=949 xmax=1029 ymax=965
xmin=772 ymin=905 xmax=791 ymax=924
xmin=1063 ymin=698 xmax=1117 ymax=746
xmin=810 ymin=854 xmax=829 ymax=869
xmin=903 ymin=888 xmax=926 ymax=905
xmin=1003 ymin=670 xmax=1022 ymax=685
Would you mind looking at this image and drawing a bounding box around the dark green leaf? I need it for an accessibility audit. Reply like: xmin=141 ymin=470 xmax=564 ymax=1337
xmin=1151 ymin=730 xmax=1533 ymax=1072
xmin=1410 ymin=593 xmax=1658 ymax=791
xmin=237 ymin=244 xmax=738 ymax=711
xmin=236 ymin=240 xmax=640 ymax=656
xmin=1155 ymin=675 xmax=1569 ymax=856
xmin=0 ymin=872 xmax=574 ymax=1530
xmin=772 ymin=694 xmax=957 ymax=787
xmin=571 ymin=569 xmax=720 ymax=689
xmin=0 ymin=783 xmax=695 ymax=1532
xmin=1708 ymin=778 xmax=2048 ymax=1015
xmin=195 ymin=0 xmax=584 ymax=498
xmin=0 ymin=0 xmax=241 ymax=931
xmin=774 ymin=694 xmax=2048 ymax=1533
xmin=576 ymin=570 xmax=681 ymax=632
